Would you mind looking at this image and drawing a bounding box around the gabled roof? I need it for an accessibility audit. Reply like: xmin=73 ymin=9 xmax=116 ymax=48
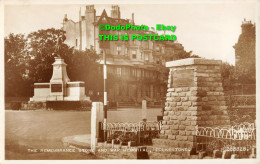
xmin=95 ymin=9 xmax=112 ymax=25
xmin=95 ymin=9 xmax=130 ymax=26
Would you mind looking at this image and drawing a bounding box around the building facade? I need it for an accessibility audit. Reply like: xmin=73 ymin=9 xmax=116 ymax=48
xmin=233 ymin=19 xmax=256 ymax=95
xmin=62 ymin=5 xmax=185 ymax=103
xmin=233 ymin=19 xmax=255 ymax=68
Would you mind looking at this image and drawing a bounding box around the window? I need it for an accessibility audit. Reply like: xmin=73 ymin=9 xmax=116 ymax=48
xmin=132 ymin=50 xmax=137 ymax=59
xmin=161 ymin=46 xmax=165 ymax=53
xmin=137 ymin=69 xmax=141 ymax=77
xmin=145 ymin=54 xmax=149 ymax=61
xmin=125 ymin=48 xmax=128 ymax=56
xmin=133 ymin=39 xmax=136 ymax=45
xmin=75 ymin=39 xmax=78 ymax=46
xmin=146 ymin=71 xmax=149 ymax=78
xmin=132 ymin=68 xmax=136 ymax=77
xmin=116 ymin=67 xmax=121 ymax=76
xmin=157 ymin=59 xmax=160 ymax=64
xmin=156 ymin=46 xmax=160 ymax=52
xmin=117 ymin=46 xmax=121 ymax=55
xmin=116 ymin=85 xmax=120 ymax=95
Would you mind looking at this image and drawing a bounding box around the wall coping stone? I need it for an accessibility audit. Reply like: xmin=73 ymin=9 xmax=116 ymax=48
xmin=67 ymin=81 xmax=85 ymax=84
xmin=34 ymin=83 xmax=50 ymax=85
xmin=166 ymin=58 xmax=222 ymax=67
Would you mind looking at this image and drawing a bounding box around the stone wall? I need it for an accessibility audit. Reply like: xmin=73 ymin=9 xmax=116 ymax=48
xmin=153 ymin=58 xmax=230 ymax=154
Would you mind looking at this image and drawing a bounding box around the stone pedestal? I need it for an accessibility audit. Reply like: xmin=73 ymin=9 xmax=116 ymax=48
xmin=153 ymin=58 xmax=230 ymax=155
xmin=29 ymin=57 xmax=90 ymax=102
xmin=50 ymin=57 xmax=70 ymax=98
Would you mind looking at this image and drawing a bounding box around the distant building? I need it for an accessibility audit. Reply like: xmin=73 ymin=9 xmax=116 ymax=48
xmin=233 ymin=19 xmax=256 ymax=95
xmin=62 ymin=5 xmax=185 ymax=103
xmin=233 ymin=19 xmax=255 ymax=68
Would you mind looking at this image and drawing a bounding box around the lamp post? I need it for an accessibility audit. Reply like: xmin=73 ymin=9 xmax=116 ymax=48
xmin=103 ymin=50 xmax=107 ymax=141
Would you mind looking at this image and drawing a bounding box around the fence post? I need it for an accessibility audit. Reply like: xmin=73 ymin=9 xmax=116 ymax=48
xmin=142 ymin=100 xmax=147 ymax=121
xmin=91 ymin=102 xmax=104 ymax=152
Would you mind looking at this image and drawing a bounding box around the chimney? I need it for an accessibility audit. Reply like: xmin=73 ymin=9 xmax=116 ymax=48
xmin=111 ymin=5 xmax=120 ymax=19
xmin=63 ymin=14 xmax=68 ymax=22
xmin=131 ymin=13 xmax=134 ymax=24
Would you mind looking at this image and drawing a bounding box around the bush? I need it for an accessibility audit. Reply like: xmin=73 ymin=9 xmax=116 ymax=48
xmin=10 ymin=102 xmax=21 ymax=110
xmin=46 ymin=101 xmax=80 ymax=110
xmin=46 ymin=101 xmax=92 ymax=110
xmin=80 ymin=101 xmax=92 ymax=107
xmin=227 ymin=107 xmax=255 ymax=125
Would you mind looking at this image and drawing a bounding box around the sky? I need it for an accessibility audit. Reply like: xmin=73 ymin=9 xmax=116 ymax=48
xmin=4 ymin=1 xmax=257 ymax=65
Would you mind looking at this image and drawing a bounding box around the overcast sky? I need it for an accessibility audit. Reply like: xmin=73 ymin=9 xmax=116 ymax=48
xmin=4 ymin=1 xmax=257 ymax=65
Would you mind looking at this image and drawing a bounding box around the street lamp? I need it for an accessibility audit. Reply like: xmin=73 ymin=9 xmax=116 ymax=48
xmin=103 ymin=50 xmax=107 ymax=141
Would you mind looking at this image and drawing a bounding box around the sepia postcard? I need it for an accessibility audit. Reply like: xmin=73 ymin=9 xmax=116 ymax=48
xmin=0 ymin=0 xmax=259 ymax=163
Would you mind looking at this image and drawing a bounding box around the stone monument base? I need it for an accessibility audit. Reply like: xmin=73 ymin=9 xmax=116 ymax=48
xmin=154 ymin=58 xmax=231 ymax=158
xmin=29 ymin=81 xmax=90 ymax=102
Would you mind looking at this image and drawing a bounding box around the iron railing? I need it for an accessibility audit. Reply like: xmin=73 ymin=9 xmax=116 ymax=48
xmin=195 ymin=122 xmax=256 ymax=158
xmin=101 ymin=121 xmax=162 ymax=146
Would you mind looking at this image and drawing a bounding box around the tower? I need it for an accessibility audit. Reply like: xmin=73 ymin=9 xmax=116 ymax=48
xmin=79 ymin=8 xmax=82 ymax=50
xmin=233 ymin=19 xmax=255 ymax=67
xmin=85 ymin=5 xmax=96 ymax=49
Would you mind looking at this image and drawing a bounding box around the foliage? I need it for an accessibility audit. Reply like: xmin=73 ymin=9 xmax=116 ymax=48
xmin=5 ymin=28 xmax=102 ymax=97
xmin=4 ymin=33 xmax=30 ymax=96
xmin=27 ymin=28 xmax=73 ymax=82
xmin=107 ymin=131 xmax=137 ymax=144
xmin=9 ymin=102 xmax=22 ymax=110
xmin=64 ymin=49 xmax=102 ymax=94
xmin=221 ymin=62 xmax=255 ymax=93
xmin=227 ymin=108 xmax=255 ymax=125
xmin=166 ymin=50 xmax=200 ymax=61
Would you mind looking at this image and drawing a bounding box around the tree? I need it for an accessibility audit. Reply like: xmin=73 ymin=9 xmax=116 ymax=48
xmin=5 ymin=33 xmax=29 ymax=96
xmin=64 ymin=49 xmax=102 ymax=96
xmin=221 ymin=62 xmax=235 ymax=92
xmin=27 ymin=28 xmax=73 ymax=83
xmin=221 ymin=61 xmax=255 ymax=94
xmin=5 ymin=28 xmax=102 ymax=98
xmin=190 ymin=54 xmax=200 ymax=58
xmin=27 ymin=28 xmax=103 ymax=96
xmin=166 ymin=50 xmax=200 ymax=61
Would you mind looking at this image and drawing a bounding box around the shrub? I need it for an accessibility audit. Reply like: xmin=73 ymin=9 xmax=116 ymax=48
xmin=80 ymin=101 xmax=92 ymax=107
xmin=10 ymin=102 xmax=21 ymax=110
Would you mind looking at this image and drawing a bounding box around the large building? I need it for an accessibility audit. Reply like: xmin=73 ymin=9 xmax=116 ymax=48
xmin=233 ymin=19 xmax=256 ymax=94
xmin=62 ymin=5 xmax=185 ymax=104
xmin=233 ymin=19 xmax=255 ymax=68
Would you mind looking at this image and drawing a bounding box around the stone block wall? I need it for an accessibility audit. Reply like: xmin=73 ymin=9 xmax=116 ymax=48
xmin=154 ymin=58 xmax=230 ymax=150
